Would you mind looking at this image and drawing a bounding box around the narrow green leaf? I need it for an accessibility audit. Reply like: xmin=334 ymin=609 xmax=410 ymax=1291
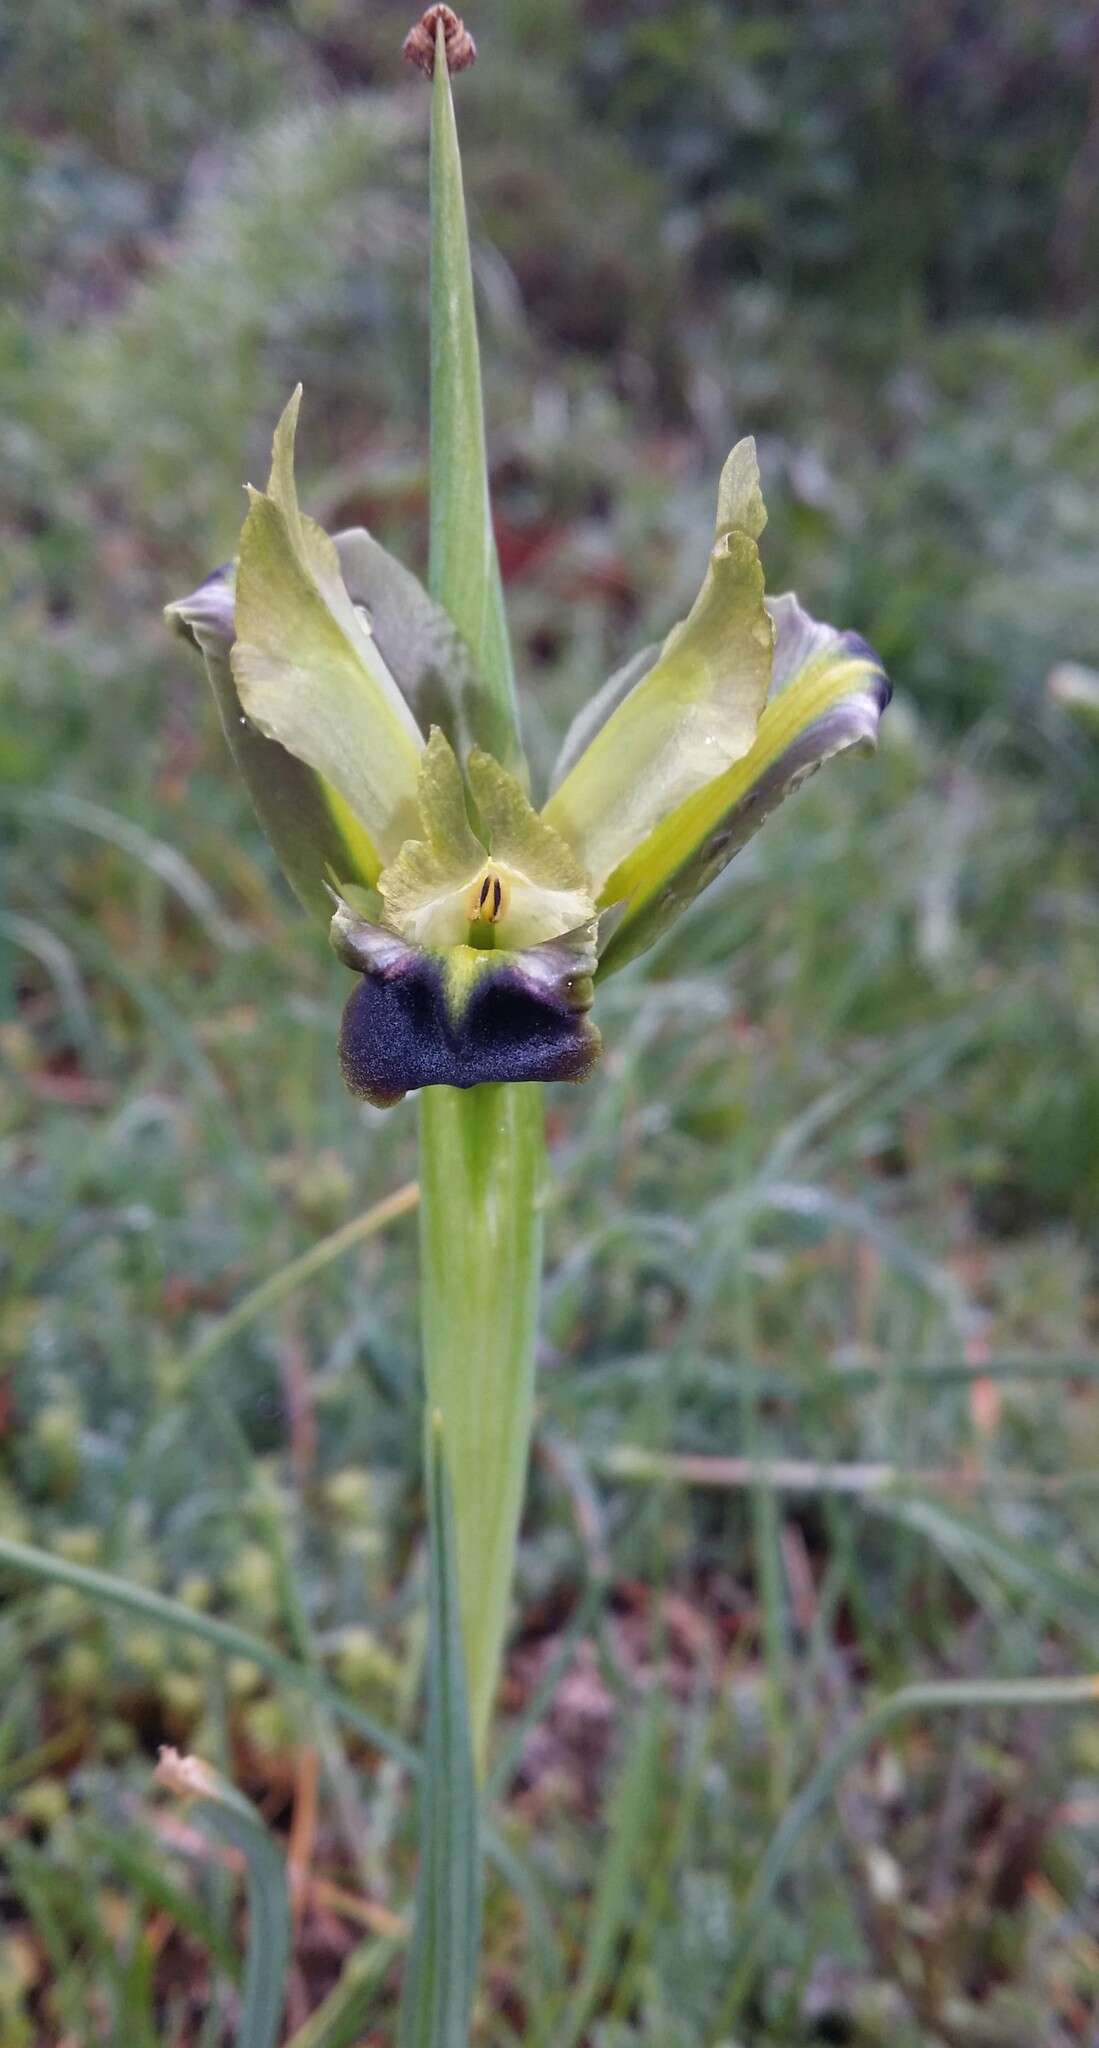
xmin=81 ymin=1819 xmax=242 ymax=1981
xmin=717 ymin=1670 xmax=1099 ymax=2031
xmin=398 ymin=1409 xmax=483 ymax=2048
xmin=0 ymin=1532 xmax=418 ymax=1774
xmin=556 ymin=1698 xmax=665 ymax=2048
xmin=156 ymin=1753 xmax=290 ymax=2048
xmin=0 ymin=1532 xmax=539 ymax=1909
xmin=428 ymin=30 xmax=521 ymax=769
xmin=285 ymin=1937 xmax=401 ymax=2048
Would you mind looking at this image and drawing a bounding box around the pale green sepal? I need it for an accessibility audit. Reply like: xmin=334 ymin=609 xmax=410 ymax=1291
xmin=397 ymin=1409 xmax=482 ymax=2048
xmin=429 ymin=35 xmax=522 ymax=773
xmin=544 ymin=438 xmax=774 ymax=888
xmin=167 ymin=568 xmax=380 ymax=919
xmin=597 ymin=594 xmax=890 ymax=977
xmin=231 ymin=389 xmax=424 ymax=867
xmin=334 ymin=526 xmax=489 ymax=762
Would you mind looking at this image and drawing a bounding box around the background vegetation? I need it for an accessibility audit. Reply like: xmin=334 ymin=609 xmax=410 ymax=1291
xmin=3 ymin=2 xmax=1099 ymax=2041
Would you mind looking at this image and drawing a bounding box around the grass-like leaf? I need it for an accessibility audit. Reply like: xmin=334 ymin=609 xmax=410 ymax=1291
xmin=398 ymin=1409 xmax=482 ymax=2048
xmin=428 ymin=33 xmax=520 ymax=766
xmin=285 ymin=1937 xmax=401 ymax=2048
xmin=554 ymin=1697 xmax=665 ymax=2048
xmin=156 ymin=1753 xmax=291 ymax=2048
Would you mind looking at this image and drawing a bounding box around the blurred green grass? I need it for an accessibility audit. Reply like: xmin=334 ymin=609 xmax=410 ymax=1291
xmin=2 ymin=2 xmax=1099 ymax=2042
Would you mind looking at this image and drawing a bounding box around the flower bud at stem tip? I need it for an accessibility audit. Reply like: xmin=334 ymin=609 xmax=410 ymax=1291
xmin=403 ymin=6 xmax=476 ymax=78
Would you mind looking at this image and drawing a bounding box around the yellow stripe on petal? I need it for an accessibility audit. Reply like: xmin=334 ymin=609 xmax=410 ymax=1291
xmin=544 ymin=439 xmax=773 ymax=889
xmin=321 ymin=784 xmax=385 ymax=888
xmin=597 ymin=598 xmax=890 ymax=977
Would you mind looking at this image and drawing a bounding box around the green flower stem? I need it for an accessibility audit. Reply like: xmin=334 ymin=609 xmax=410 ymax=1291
xmin=419 ymin=23 xmax=538 ymax=1785
xmin=417 ymin=1082 xmax=545 ymax=1774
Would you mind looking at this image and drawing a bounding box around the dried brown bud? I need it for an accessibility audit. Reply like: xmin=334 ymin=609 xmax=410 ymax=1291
xmin=155 ymin=1747 xmax=220 ymax=1801
xmin=403 ymin=6 xmax=476 ymax=79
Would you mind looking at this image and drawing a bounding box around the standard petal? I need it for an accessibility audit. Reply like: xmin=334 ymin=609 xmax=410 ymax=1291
xmin=596 ymin=594 xmax=891 ymax=977
xmin=543 ymin=439 xmax=774 ymax=888
xmin=230 ymin=389 xmax=424 ymax=869
xmin=335 ymin=911 xmax=601 ymax=1107
xmin=334 ymin=527 xmax=489 ymax=762
xmin=166 ymin=565 xmax=380 ymax=922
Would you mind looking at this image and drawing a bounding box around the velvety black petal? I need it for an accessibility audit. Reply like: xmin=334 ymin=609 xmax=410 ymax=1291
xmin=337 ymin=924 xmax=601 ymax=1108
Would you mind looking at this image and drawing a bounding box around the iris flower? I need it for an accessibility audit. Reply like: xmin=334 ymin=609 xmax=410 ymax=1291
xmin=165 ymin=6 xmax=895 ymax=1835
xmin=168 ymin=393 xmax=889 ymax=1103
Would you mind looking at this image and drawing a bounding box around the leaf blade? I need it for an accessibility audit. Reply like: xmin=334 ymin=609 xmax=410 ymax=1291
xmin=429 ymin=39 xmax=521 ymax=769
xmin=556 ymin=1699 xmax=665 ymax=2048
xmin=156 ymin=1755 xmax=290 ymax=2048
xmin=397 ymin=1409 xmax=483 ymax=2048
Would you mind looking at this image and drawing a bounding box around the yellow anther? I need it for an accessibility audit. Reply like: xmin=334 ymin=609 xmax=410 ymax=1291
xmin=469 ymin=871 xmax=507 ymax=925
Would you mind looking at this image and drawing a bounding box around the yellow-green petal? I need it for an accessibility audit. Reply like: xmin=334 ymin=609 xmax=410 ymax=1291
xmin=466 ymin=749 xmax=596 ymax=944
xmin=231 ymin=388 xmax=424 ymax=868
xmin=544 ymin=439 xmax=774 ymax=888
xmin=166 ymin=565 xmax=379 ymax=920
xmin=597 ymin=594 xmax=891 ymax=977
xmin=379 ymin=733 xmax=596 ymax=951
xmin=378 ymin=728 xmax=486 ymax=947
